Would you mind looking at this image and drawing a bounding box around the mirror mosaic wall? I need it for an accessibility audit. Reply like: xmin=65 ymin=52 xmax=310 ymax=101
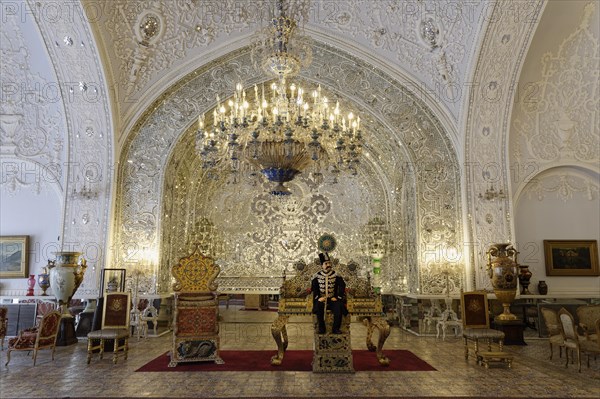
xmin=114 ymin=41 xmax=464 ymax=296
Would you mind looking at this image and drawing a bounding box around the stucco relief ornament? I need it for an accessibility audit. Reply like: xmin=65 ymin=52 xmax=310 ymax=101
xmin=128 ymin=10 xmax=166 ymax=96
xmin=420 ymin=18 xmax=440 ymax=49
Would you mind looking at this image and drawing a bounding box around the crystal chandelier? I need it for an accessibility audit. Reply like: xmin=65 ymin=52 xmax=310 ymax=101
xmin=196 ymin=0 xmax=363 ymax=195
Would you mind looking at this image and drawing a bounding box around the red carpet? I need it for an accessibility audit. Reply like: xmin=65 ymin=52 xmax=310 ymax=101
xmin=135 ymin=350 xmax=436 ymax=372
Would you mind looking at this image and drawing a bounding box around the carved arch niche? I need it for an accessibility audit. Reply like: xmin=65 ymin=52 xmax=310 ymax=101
xmin=114 ymin=42 xmax=463 ymax=295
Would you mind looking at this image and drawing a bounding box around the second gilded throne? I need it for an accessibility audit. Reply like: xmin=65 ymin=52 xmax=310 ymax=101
xmin=169 ymin=245 xmax=222 ymax=367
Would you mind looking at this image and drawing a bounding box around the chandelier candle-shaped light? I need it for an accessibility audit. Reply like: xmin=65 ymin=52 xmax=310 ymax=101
xmin=196 ymin=0 xmax=363 ymax=195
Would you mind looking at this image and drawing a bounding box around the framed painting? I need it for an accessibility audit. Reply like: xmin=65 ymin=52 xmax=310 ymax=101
xmin=544 ymin=240 xmax=599 ymax=276
xmin=100 ymin=268 xmax=127 ymax=296
xmin=0 ymin=236 xmax=29 ymax=278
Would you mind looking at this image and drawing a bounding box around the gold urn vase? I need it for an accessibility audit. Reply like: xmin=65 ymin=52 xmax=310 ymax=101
xmin=486 ymin=243 xmax=519 ymax=321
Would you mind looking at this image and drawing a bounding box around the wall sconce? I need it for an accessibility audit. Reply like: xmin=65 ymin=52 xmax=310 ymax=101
xmin=478 ymin=185 xmax=507 ymax=201
xmin=70 ymin=179 xmax=98 ymax=200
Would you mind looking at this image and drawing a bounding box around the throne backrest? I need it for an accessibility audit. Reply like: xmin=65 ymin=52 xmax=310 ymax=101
xmin=171 ymin=246 xmax=220 ymax=293
xmin=280 ymin=258 xmax=374 ymax=299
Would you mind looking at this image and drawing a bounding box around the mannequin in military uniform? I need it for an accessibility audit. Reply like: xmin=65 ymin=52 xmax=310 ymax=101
xmin=311 ymin=253 xmax=348 ymax=334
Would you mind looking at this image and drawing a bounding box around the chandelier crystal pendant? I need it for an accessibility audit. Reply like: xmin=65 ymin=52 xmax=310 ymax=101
xmin=196 ymin=0 xmax=363 ymax=196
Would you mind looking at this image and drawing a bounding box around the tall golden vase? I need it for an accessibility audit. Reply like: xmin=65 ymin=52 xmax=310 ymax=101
xmin=486 ymin=243 xmax=519 ymax=321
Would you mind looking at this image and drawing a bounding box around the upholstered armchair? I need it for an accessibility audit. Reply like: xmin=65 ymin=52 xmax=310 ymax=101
xmin=87 ymin=292 xmax=131 ymax=364
xmin=558 ymin=307 xmax=599 ymax=372
xmin=461 ymin=291 xmax=505 ymax=361
xmin=576 ymin=305 xmax=600 ymax=341
xmin=0 ymin=307 xmax=7 ymax=350
xmin=540 ymin=307 xmax=565 ymax=360
xmin=5 ymin=310 xmax=61 ymax=366
xmin=169 ymin=245 xmax=222 ymax=367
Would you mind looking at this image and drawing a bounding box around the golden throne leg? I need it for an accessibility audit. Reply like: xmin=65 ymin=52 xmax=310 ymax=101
xmin=363 ymin=316 xmax=391 ymax=366
xmin=270 ymin=315 xmax=289 ymax=365
xmin=362 ymin=317 xmax=377 ymax=351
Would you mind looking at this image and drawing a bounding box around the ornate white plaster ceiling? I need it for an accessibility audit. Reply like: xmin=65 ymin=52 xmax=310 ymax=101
xmin=85 ymin=0 xmax=490 ymax=142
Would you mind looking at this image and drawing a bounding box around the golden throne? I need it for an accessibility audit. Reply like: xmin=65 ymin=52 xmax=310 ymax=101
xmin=271 ymin=257 xmax=390 ymax=367
xmin=169 ymin=245 xmax=223 ymax=367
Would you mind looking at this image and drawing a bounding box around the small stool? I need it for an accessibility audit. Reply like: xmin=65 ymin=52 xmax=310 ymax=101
xmin=477 ymin=351 xmax=513 ymax=369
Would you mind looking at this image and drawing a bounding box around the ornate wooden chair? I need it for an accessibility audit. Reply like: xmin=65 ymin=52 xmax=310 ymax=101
xmin=558 ymin=307 xmax=599 ymax=372
xmin=540 ymin=307 xmax=565 ymax=359
xmin=0 ymin=306 xmax=7 ymax=350
xmin=169 ymin=245 xmax=222 ymax=367
xmin=461 ymin=291 xmax=506 ymax=363
xmin=87 ymin=292 xmax=131 ymax=364
xmin=5 ymin=310 xmax=61 ymax=366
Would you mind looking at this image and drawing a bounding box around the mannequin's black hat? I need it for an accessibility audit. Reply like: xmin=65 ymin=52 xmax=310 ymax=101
xmin=318 ymin=252 xmax=331 ymax=264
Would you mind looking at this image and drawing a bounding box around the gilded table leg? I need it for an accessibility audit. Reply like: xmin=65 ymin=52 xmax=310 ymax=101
xmin=270 ymin=314 xmax=289 ymax=365
xmin=363 ymin=316 xmax=390 ymax=366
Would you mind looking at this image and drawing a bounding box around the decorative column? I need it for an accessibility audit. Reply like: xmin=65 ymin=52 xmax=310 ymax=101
xmin=361 ymin=217 xmax=394 ymax=294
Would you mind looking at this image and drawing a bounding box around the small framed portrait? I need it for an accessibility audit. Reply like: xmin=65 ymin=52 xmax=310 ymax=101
xmin=544 ymin=240 xmax=599 ymax=276
xmin=0 ymin=236 xmax=29 ymax=278
xmin=100 ymin=268 xmax=127 ymax=295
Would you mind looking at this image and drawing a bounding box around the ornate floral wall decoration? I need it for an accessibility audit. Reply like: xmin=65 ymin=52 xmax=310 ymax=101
xmin=512 ymin=2 xmax=599 ymax=201
xmin=0 ymin=14 xmax=65 ymax=195
xmin=464 ymin=0 xmax=545 ymax=290
xmin=524 ymin=172 xmax=599 ymax=202
xmin=115 ymin=40 xmax=462 ymax=294
xmin=26 ymin=0 xmax=114 ymax=296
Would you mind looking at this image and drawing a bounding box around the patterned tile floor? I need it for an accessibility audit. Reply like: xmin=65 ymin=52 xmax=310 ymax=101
xmin=0 ymin=307 xmax=598 ymax=398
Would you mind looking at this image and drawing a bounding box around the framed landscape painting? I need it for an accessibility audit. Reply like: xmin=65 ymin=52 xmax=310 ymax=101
xmin=0 ymin=236 xmax=29 ymax=278
xmin=544 ymin=240 xmax=599 ymax=276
